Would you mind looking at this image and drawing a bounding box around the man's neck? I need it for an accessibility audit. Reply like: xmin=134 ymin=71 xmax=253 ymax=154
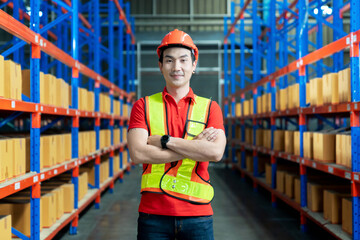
xmin=166 ymin=86 xmax=190 ymax=103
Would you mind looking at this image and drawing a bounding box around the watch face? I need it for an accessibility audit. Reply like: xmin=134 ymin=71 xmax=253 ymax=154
xmin=163 ymin=135 xmax=169 ymax=141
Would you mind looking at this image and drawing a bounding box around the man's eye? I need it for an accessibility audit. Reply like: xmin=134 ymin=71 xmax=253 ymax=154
xmin=166 ymin=59 xmax=172 ymax=63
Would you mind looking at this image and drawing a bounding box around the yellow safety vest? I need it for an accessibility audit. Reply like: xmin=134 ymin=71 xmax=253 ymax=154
xmin=141 ymin=92 xmax=214 ymax=204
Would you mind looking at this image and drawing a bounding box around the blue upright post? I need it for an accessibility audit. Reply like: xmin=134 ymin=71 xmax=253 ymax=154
xmin=40 ymin=2 xmax=48 ymax=73
xmin=332 ymin=0 xmax=344 ymax=72
xmin=69 ymin=0 xmax=79 ymax=235
xmin=223 ymin=16 xmax=229 ymax=163
xmin=315 ymin=0 xmax=323 ymax=77
xmin=125 ymin=2 xmax=131 ymax=93
xmin=297 ymin=0 xmax=308 ymax=233
xmin=94 ymin=0 xmax=101 ymax=210
xmin=350 ymin=1 xmax=360 ymax=239
xmin=131 ymin=17 xmax=136 ymax=93
xmin=30 ymin=1 xmax=41 ymax=239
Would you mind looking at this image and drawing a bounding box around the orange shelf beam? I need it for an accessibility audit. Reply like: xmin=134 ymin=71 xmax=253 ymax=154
xmin=113 ymin=0 xmax=136 ymax=44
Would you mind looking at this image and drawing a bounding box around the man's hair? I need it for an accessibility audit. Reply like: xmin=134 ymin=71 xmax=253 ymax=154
xmin=158 ymin=44 xmax=196 ymax=63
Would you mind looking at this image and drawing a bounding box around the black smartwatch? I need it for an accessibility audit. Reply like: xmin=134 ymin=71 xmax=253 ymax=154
xmin=161 ymin=135 xmax=170 ymax=149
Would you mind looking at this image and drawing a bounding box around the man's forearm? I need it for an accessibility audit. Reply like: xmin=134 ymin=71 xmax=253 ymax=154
xmin=129 ymin=144 xmax=183 ymax=164
xmin=166 ymin=137 xmax=225 ymax=162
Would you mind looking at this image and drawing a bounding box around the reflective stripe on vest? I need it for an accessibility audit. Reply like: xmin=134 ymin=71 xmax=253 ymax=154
xmin=141 ymin=92 xmax=214 ymax=204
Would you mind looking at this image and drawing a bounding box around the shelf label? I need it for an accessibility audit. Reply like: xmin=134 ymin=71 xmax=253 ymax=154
xmin=312 ymin=107 xmax=315 ymax=113
xmin=345 ymin=172 xmax=351 ymax=180
xmin=54 ymin=108 xmax=57 ymax=113
xmin=354 ymin=174 xmax=359 ymax=181
xmin=328 ymin=106 xmax=332 ymax=112
xmin=287 ymin=155 xmax=291 ymax=160
xmin=40 ymin=174 xmax=45 ymax=180
xmin=11 ymin=101 xmax=15 ymax=108
xmin=54 ymin=169 xmax=58 ymax=174
xmin=312 ymin=162 xmax=316 ymax=168
xmin=41 ymin=106 xmax=43 ymax=111
xmin=36 ymin=105 xmax=38 ymax=111
xmin=347 ymin=104 xmax=351 ymax=111
xmin=346 ymin=37 xmax=350 ymax=45
xmin=328 ymin=167 xmax=334 ymax=174
xmin=301 ymin=159 xmax=305 ymax=164
xmin=85 ymin=157 xmax=88 ymax=161
xmin=67 ymin=109 xmax=69 ymax=115
xmin=65 ymin=164 xmax=67 ymax=170
xmin=92 ymin=112 xmax=95 ymax=117
xmin=355 ymin=104 xmax=358 ymax=110
xmin=78 ymin=160 xmax=81 ymax=165
xmin=14 ymin=182 xmax=20 ymax=190
xmin=33 ymin=176 xmax=38 ymax=183
xmin=296 ymin=158 xmax=300 ymax=163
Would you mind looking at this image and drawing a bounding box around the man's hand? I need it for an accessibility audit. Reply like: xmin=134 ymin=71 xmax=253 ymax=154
xmin=147 ymin=135 xmax=162 ymax=148
xmin=193 ymin=127 xmax=219 ymax=142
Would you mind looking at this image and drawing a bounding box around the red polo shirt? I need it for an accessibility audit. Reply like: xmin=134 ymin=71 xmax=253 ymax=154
xmin=128 ymin=87 xmax=224 ymax=216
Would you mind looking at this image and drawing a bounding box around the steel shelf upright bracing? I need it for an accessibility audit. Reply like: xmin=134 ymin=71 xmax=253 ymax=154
xmin=224 ymin=0 xmax=359 ymax=239
xmin=0 ymin=0 xmax=136 ymax=239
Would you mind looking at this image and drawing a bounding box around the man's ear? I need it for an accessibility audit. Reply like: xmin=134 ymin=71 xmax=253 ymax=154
xmin=192 ymin=60 xmax=197 ymax=72
xmin=158 ymin=61 xmax=163 ymax=74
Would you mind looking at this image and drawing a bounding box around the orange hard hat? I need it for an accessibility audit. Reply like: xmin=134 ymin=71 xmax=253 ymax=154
xmin=157 ymin=29 xmax=198 ymax=61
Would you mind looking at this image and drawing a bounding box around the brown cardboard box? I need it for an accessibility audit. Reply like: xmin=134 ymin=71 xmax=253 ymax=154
xmin=294 ymin=177 xmax=301 ymax=204
xmin=306 ymin=82 xmax=310 ymax=105
xmin=287 ymin=85 xmax=293 ymax=109
xmin=0 ymin=139 xmax=14 ymax=181
xmin=339 ymin=68 xmax=351 ymax=103
xmin=22 ymin=69 xmax=31 ymax=98
xmin=285 ymin=173 xmax=297 ymax=198
xmin=114 ymin=128 xmax=120 ymax=145
xmin=55 ymin=78 xmax=62 ymax=107
xmin=336 ymin=134 xmax=343 ymax=166
xmin=0 ymin=215 xmax=11 ymax=240
xmin=63 ymin=184 xmax=74 ymax=213
xmin=294 ymin=131 xmax=300 ymax=156
xmin=292 ymin=83 xmax=300 ymax=108
xmin=265 ymin=163 xmax=272 ymax=185
xmin=256 ymin=129 xmax=263 ymax=146
xmin=250 ymin=99 xmax=254 ymax=115
xmin=12 ymin=138 xmax=26 ymax=177
xmin=245 ymin=128 xmax=253 ymax=145
xmin=322 ymin=74 xmax=330 ymax=104
xmin=44 ymin=74 xmax=54 ymax=105
xmin=41 ymin=192 xmax=56 ymax=227
xmin=4 ymin=60 xmax=16 ymax=99
xmin=303 ymin=132 xmax=313 ymax=159
xmin=123 ymin=149 xmax=128 ymax=167
xmin=90 ymin=131 xmax=96 ymax=153
xmin=323 ymin=189 xmax=351 ymax=224
xmin=276 ymin=170 xmax=286 ymax=193
xmin=123 ymin=102 xmax=128 ymax=117
xmin=14 ymin=64 xmax=22 ymax=100
xmin=310 ymin=77 xmax=323 ymax=106
xmin=0 ymin=55 xmax=4 ymax=97
xmin=88 ymin=91 xmax=94 ymax=112
xmin=246 ymin=155 xmax=253 ymax=172
xmin=235 ymin=103 xmax=241 ymax=117
xmin=243 ymin=100 xmax=250 ymax=116
xmin=64 ymin=133 xmax=72 ymax=161
xmin=257 ymin=97 xmax=262 ymax=114
xmin=114 ymin=154 xmax=120 ymax=174
xmin=280 ymin=88 xmax=287 ymax=110
xmin=342 ymin=198 xmax=352 ymax=235
xmin=42 ymin=187 xmax=63 ymax=220
xmin=329 ymin=73 xmax=339 ymax=104
xmin=285 ymin=131 xmax=294 ymax=154
xmin=41 ymin=135 xmax=56 ymax=168
xmin=313 ymin=132 xmax=335 ymax=163
xmin=273 ymin=130 xmax=285 ymax=152
xmin=267 ymin=93 xmax=271 ymax=112
xmin=343 ymin=134 xmax=351 ymax=168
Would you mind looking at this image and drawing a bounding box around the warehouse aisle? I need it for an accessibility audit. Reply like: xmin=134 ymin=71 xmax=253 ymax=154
xmin=57 ymin=164 xmax=333 ymax=240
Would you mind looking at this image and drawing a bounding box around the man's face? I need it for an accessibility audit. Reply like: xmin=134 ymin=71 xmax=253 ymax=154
xmin=159 ymin=47 xmax=197 ymax=89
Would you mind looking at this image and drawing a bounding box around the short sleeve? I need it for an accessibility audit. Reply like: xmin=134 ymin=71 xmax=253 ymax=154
xmin=206 ymin=101 xmax=224 ymax=131
xmin=128 ymin=98 xmax=148 ymax=131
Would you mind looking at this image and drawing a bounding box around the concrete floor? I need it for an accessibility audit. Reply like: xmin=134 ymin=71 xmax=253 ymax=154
xmin=56 ymin=164 xmax=335 ymax=240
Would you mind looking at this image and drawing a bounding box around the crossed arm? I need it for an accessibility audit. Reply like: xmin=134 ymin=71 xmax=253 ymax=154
xmin=127 ymin=127 xmax=226 ymax=165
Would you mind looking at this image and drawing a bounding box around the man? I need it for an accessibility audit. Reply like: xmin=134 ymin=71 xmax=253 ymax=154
xmin=128 ymin=29 xmax=226 ymax=240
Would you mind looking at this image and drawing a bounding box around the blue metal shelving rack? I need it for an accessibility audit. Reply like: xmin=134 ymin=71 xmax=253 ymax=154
xmin=224 ymin=0 xmax=360 ymax=239
xmin=0 ymin=0 xmax=136 ymax=239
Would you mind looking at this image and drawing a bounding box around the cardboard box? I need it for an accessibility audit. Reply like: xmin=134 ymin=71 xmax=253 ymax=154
xmin=4 ymin=60 xmax=16 ymax=99
xmin=323 ymin=189 xmax=351 ymax=224
xmin=114 ymin=154 xmax=120 ymax=174
xmin=0 ymin=55 xmax=4 ymax=97
xmin=303 ymin=132 xmax=313 ymax=159
xmin=0 ymin=215 xmax=11 ymax=240
xmin=310 ymin=77 xmax=323 ymax=106
xmin=294 ymin=131 xmax=300 ymax=156
xmin=257 ymin=97 xmax=262 ymax=114
xmin=256 ymin=129 xmax=263 ymax=146
xmin=246 ymin=155 xmax=253 ymax=172
xmin=122 ymin=149 xmax=128 ymax=168
xmin=235 ymin=103 xmax=241 ymax=117
xmin=245 ymin=128 xmax=253 ymax=145
xmin=114 ymin=128 xmax=120 ymax=145
xmin=273 ymin=130 xmax=285 ymax=152
xmin=292 ymin=84 xmax=300 ymax=108
xmin=339 ymin=68 xmax=351 ymax=103
xmin=294 ymin=177 xmax=301 ymax=204
xmin=306 ymin=82 xmax=310 ymax=105
xmin=329 ymin=73 xmax=339 ymax=104
xmin=322 ymin=74 xmax=330 ymax=104
xmin=15 ymin=63 xmax=22 ymax=100
xmin=22 ymin=69 xmax=31 ymax=99
xmin=41 ymin=135 xmax=56 ymax=168
xmin=0 ymin=139 xmax=14 ymax=181
xmin=280 ymin=88 xmax=287 ymax=110
xmin=313 ymin=132 xmax=335 ymax=163
xmin=276 ymin=90 xmax=280 ymax=111
xmin=250 ymin=99 xmax=254 ymax=115
xmin=287 ymin=85 xmax=293 ymax=109
xmin=276 ymin=170 xmax=286 ymax=193
xmin=285 ymin=173 xmax=296 ymax=198
xmin=41 ymin=192 xmax=56 ymax=227
xmin=42 ymin=187 xmax=63 ymax=220
xmin=12 ymin=138 xmax=26 ymax=177
xmin=64 ymin=133 xmax=72 ymax=161
xmin=63 ymin=184 xmax=74 ymax=213
xmin=336 ymin=134 xmax=343 ymax=166
xmin=342 ymin=198 xmax=352 ymax=235
xmin=123 ymin=102 xmax=128 ymax=117
xmin=262 ymin=130 xmax=271 ymax=149
xmin=265 ymin=163 xmax=272 ymax=185
xmin=243 ymin=100 xmax=250 ymax=116
xmin=285 ymin=131 xmax=294 ymax=154
xmin=343 ymin=134 xmax=351 ymax=168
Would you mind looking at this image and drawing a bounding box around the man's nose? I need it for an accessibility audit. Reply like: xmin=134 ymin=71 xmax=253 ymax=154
xmin=173 ymin=60 xmax=181 ymax=71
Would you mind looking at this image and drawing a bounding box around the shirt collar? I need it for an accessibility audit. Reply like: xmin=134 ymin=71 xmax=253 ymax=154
xmin=162 ymin=87 xmax=196 ymax=104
